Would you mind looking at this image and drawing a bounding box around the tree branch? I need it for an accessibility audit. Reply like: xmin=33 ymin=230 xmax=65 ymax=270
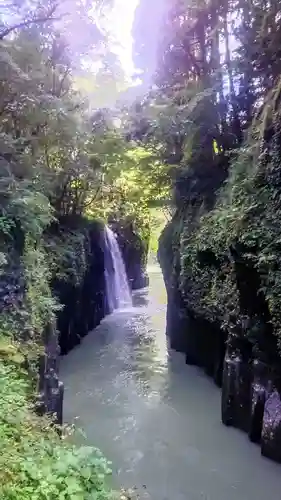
xmin=0 ymin=5 xmax=59 ymax=40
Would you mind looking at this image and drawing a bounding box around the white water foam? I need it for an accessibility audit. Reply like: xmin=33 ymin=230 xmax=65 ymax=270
xmin=104 ymin=226 xmax=132 ymax=313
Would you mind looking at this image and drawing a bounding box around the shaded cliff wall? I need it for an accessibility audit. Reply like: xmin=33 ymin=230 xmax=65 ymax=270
xmin=48 ymin=216 xmax=107 ymax=356
xmin=0 ymin=216 xmax=107 ymax=424
xmin=0 ymin=234 xmax=63 ymax=424
xmin=158 ymin=210 xmax=281 ymax=463
xmin=158 ymin=123 xmax=281 ymax=463
xmin=50 ymin=215 xmax=150 ymax=357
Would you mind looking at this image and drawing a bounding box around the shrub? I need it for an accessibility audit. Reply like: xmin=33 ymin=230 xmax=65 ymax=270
xmin=0 ymin=355 xmax=114 ymax=500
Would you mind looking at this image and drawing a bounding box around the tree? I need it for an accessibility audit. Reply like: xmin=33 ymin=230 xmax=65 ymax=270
xmin=133 ymin=0 xmax=281 ymax=363
xmin=0 ymin=0 xmax=117 ymax=220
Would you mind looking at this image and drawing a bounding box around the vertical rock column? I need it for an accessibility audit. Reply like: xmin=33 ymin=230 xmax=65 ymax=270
xmin=37 ymin=322 xmax=64 ymax=426
xmin=261 ymin=369 xmax=281 ymax=463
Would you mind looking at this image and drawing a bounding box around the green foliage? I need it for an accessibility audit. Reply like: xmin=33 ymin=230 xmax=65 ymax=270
xmin=45 ymin=229 xmax=88 ymax=288
xmin=178 ymin=109 xmax=281 ymax=351
xmin=84 ymin=123 xmax=172 ymax=245
xmin=88 ymin=132 xmax=171 ymax=217
xmin=23 ymin=243 xmax=59 ymax=335
xmin=149 ymin=208 xmax=171 ymax=255
xmin=139 ymin=0 xmax=281 ymax=359
xmin=0 ymin=358 xmax=114 ymax=500
xmin=0 ymin=178 xmax=58 ymax=364
xmin=0 ymin=0 xmax=114 ymax=221
xmin=0 ymin=5 xmax=142 ymax=499
xmin=179 ymin=208 xmax=239 ymax=329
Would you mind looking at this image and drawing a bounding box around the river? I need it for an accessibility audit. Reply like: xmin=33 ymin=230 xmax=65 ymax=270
xmin=60 ymin=265 xmax=281 ymax=500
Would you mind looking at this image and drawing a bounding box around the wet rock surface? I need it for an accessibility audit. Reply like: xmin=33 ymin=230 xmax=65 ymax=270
xmin=37 ymin=322 xmax=64 ymax=425
xmin=50 ymin=218 xmax=107 ymax=356
xmin=61 ymin=266 xmax=281 ymax=500
xmin=249 ymin=359 xmax=269 ymax=443
xmin=261 ymin=373 xmax=281 ymax=463
xmin=221 ymin=340 xmax=252 ymax=433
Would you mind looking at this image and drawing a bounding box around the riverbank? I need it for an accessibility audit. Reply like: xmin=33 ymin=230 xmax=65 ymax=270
xmin=0 ymin=349 xmax=115 ymax=499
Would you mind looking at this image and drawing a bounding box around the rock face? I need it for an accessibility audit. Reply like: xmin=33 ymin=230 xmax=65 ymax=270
xmin=221 ymin=339 xmax=252 ymax=432
xmin=158 ymin=217 xmax=184 ymax=350
xmin=50 ymin=217 xmax=107 ymax=356
xmin=0 ymin=216 xmax=109 ymax=426
xmin=0 ymin=256 xmax=64 ymax=425
xmin=37 ymin=323 xmax=64 ymax=426
xmin=1 ymin=213 xmax=147 ymax=427
xmin=261 ymin=376 xmax=281 ymax=462
xmin=158 ymin=216 xmax=281 ymax=464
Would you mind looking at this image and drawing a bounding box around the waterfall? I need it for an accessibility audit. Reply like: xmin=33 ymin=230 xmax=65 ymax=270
xmin=104 ymin=225 xmax=132 ymax=313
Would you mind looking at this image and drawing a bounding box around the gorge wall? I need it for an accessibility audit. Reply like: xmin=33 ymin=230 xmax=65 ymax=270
xmin=44 ymin=215 xmax=149 ymax=422
xmin=52 ymin=217 xmax=149 ymax=356
xmin=0 ymin=215 xmax=149 ymax=425
xmin=158 ymin=164 xmax=281 ymax=465
xmin=49 ymin=216 xmax=107 ymax=357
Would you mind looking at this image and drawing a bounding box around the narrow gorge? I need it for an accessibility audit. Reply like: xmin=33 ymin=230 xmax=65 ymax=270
xmin=60 ymin=260 xmax=281 ymax=500
xmin=2 ymin=0 xmax=281 ymax=498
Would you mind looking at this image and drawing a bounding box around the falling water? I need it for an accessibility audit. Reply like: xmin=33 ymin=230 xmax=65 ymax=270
xmin=104 ymin=225 xmax=132 ymax=313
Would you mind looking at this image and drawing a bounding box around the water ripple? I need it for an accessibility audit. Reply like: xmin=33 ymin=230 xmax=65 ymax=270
xmin=61 ymin=265 xmax=281 ymax=500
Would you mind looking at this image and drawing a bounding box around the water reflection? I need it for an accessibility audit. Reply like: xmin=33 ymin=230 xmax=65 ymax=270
xmin=61 ymin=265 xmax=281 ymax=500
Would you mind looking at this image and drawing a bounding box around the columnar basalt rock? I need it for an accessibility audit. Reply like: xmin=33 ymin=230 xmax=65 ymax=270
xmin=50 ymin=217 xmax=107 ymax=356
xmin=261 ymin=370 xmax=281 ymax=463
xmin=158 ymin=218 xmax=184 ymax=349
xmin=0 ymin=260 xmax=64 ymax=426
xmin=221 ymin=337 xmax=252 ymax=432
xmin=249 ymin=359 xmax=270 ymax=443
xmin=37 ymin=322 xmax=64 ymax=425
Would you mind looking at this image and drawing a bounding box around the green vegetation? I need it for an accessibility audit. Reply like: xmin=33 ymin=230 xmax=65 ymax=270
xmin=0 ymin=1 xmax=170 ymax=497
xmin=4 ymin=0 xmax=281 ymax=490
xmin=133 ymin=0 xmax=281 ymax=359
xmin=149 ymin=208 xmax=171 ymax=256
xmin=0 ymin=360 xmax=113 ymax=500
